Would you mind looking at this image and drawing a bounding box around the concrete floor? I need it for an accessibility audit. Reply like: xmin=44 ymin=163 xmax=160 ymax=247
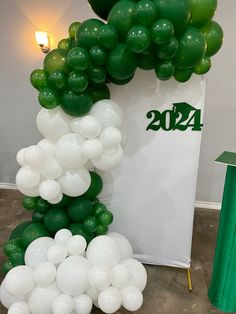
xmin=0 ymin=189 xmax=225 ymax=314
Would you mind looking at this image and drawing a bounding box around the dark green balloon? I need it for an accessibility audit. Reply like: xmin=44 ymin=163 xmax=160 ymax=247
xmin=48 ymin=70 xmax=67 ymax=91
xmin=32 ymin=211 xmax=45 ymax=223
xmin=89 ymin=45 xmax=107 ymax=65
xmin=108 ymin=1 xmax=136 ymax=41
xmin=138 ymin=50 xmax=155 ymax=70
xmin=4 ymin=239 xmax=22 ymax=257
xmin=69 ymin=223 xmax=94 ymax=243
xmin=93 ymin=203 xmax=107 ymax=216
xmin=157 ymin=37 xmax=179 ymax=59
xmin=155 ymin=59 xmax=175 ymax=80
xmin=174 ymin=68 xmax=192 ymax=82
xmin=76 ymin=19 xmax=104 ymax=50
xmin=61 ymin=90 xmax=93 ymax=117
xmin=88 ymin=65 xmax=106 ymax=85
xmin=35 ymin=198 xmax=50 ymax=214
xmin=68 ymin=197 xmax=93 ymax=222
xmin=10 ymin=248 xmax=25 ymax=266
xmin=38 ymin=87 xmax=60 ymax=109
xmin=188 ymin=0 xmax=217 ymax=27
xmin=51 ymin=194 xmax=72 ymax=208
xmin=97 ymin=210 xmax=113 ymax=226
xmin=151 ymin=19 xmax=174 ymax=45
xmin=83 ymin=216 xmax=97 ymax=233
xmin=68 ymin=71 xmax=89 ymax=93
xmin=107 ymin=44 xmax=138 ymax=80
xmin=9 ymin=221 xmax=32 ymax=240
xmin=69 ymin=22 xmax=81 ymax=38
xmin=67 ymin=47 xmax=90 ymax=71
xmin=44 ymin=49 xmax=68 ymax=74
xmin=96 ymin=224 xmax=108 ymax=236
xmin=91 ymin=84 xmax=110 ymax=103
xmin=30 ymin=69 xmax=48 ymax=90
xmin=2 ymin=259 xmax=14 ymax=274
xmin=175 ymin=27 xmax=206 ymax=69
xmin=109 ymin=74 xmax=135 ymax=85
xmin=127 ymin=25 xmax=151 ymax=53
xmin=44 ymin=208 xmax=70 ymax=233
xmin=97 ymin=24 xmax=118 ymax=50
xmin=133 ymin=0 xmax=158 ymax=27
xmin=58 ymin=38 xmax=72 ymax=54
xmin=22 ymin=196 xmax=39 ymax=211
xmin=201 ymin=21 xmax=223 ymax=57
xmin=194 ymin=56 xmax=211 ymax=74
xmin=88 ymin=0 xmax=120 ymax=20
xmin=21 ymin=223 xmax=50 ymax=248
xmin=153 ymin=0 xmax=191 ymax=32
xmin=84 ymin=171 xmax=103 ymax=198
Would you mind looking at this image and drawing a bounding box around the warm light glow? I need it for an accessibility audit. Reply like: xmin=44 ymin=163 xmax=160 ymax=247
xmin=35 ymin=31 xmax=50 ymax=53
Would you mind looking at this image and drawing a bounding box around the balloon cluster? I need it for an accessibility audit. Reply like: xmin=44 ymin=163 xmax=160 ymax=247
xmin=0 ymin=232 xmax=147 ymax=314
xmin=2 ymin=188 xmax=114 ymax=275
xmin=16 ymin=100 xmax=124 ymax=202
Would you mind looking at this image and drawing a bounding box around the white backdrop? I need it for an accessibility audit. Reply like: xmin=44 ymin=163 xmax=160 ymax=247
xmin=100 ymin=71 xmax=205 ymax=268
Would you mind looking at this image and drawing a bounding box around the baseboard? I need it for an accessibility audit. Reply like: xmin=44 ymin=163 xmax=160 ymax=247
xmin=195 ymin=201 xmax=221 ymax=210
xmin=0 ymin=183 xmax=17 ymax=190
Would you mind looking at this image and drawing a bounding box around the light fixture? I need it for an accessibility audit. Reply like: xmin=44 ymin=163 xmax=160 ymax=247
xmin=35 ymin=31 xmax=50 ymax=53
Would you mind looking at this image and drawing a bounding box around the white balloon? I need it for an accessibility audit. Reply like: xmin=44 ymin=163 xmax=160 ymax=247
xmin=108 ymin=233 xmax=133 ymax=260
xmin=28 ymin=284 xmax=60 ymax=314
xmin=99 ymin=127 xmax=122 ymax=148
xmin=55 ymin=133 xmax=86 ymax=169
xmin=90 ymin=100 xmax=124 ymax=129
xmin=34 ymin=262 xmax=56 ymax=287
xmin=121 ymin=259 xmax=147 ymax=292
xmin=67 ymin=235 xmax=87 ymax=256
xmin=98 ymin=287 xmax=122 ymax=314
xmin=89 ymin=266 xmax=111 ymax=290
xmin=39 ymin=180 xmax=61 ymax=201
xmin=41 ymin=159 xmax=63 ymax=180
xmin=36 ymin=108 xmax=71 ymax=143
xmin=86 ymin=236 xmax=120 ymax=268
xmin=24 ymin=145 xmax=48 ymax=171
xmin=25 ymin=237 xmax=54 ymax=268
xmin=8 ymin=301 xmax=31 ymax=314
xmin=46 ymin=245 xmax=68 ymax=264
xmin=111 ymin=264 xmax=130 ymax=289
xmin=92 ymin=145 xmax=123 ymax=171
xmin=16 ymin=167 xmax=40 ymax=189
xmin=82 ymin=139 xmax=103 ymax=159
xmin=58 ymin=168 xmax=91 ymax=197
xmin=5 ymin=266 xmax=35 ymax=297
xmin=48 ymin=193 xmax=63 ymax=205
xmin=52 ymin=294 xmax=74 ymax=314
xmin=17 ymin=184 xmax=39 ymax=197
xmin=55 ymin=229 xmax=72 ymax=246
xmin=16 ymin=148 xmax=26 ymax=166
xmin=0 ymin=281 xmax=27 ymax=309
xmin=121 ymin=286 xmax=143 ymax=311
xmin=56 ymin=256 xmax=90 ymax=296
xmin=70 ymin=117 xmax=82 ymax=134
xmin=74 ymin=294 xmax=92 ymax=314
xmin=78 ymin=115 xmax=102 ymax=139
xmin=84 ymin=160 xmax=95 ymax=171
xmin=86 ymin=287 xmax=99 ymax=302
xmin=37 ymin=139 xmax=55 ymax=158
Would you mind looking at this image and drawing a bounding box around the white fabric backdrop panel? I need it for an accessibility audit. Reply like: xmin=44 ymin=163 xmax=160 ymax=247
xmin=99 ymin=70 xmax=205 ymax=268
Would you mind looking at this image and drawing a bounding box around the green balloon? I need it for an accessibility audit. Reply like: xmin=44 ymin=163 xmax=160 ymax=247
xmin=69 ymin=22 xmax=81 ymax=38
xmin=96 ymin=224 xmax=108 ymax=236
xmin=155 ymin=59 xmax=175 ymax=80
xmin=61 ymin=90 xmax=93 ymax=117
xmin=9 ymin=221 xmax=32 ymax=240
xmin=194 ymin=56 xmax=211 ymax=74
xmin=97 ymin=24 xmax=118 ymax=50
xmin=32 ymin=211 xmax=45 ymax=223
xmin=174 ymin=68 xmax=192 ymax=82
xmin=138 ymin=49 xmax=155 ymax=70
xmin=68 ymin=71 xmax=89 ymax=93
xmin=88 ymin=0 xmax=120 ymax=20
xmin=84 ymin=171 xmax=103 ymax=198
xmin=188 ymin=0 xmax=217 ymax=27
xmin=22 ymin=196 xmax=39 ymax=211
xmin=44 ymin=49 xmax=68 ymax=74
xmin=58 ymin=38 xmax=72 ymax=54
xmin=157 ymin=37 xmax=179 ymax=59
xmin=109 ymin=74 xmax=135 ymax=85
xmin=89 ymin=45 xmax=107 ymax=65
xmin=21 ymin=223 xmax=50 ymax=248
xmin=44 ymin=208 xmax=70 ymax=233
xmin=201 ymin=21 xmax=223 ymax=57
xmin=108 ymin=1 xmax=136 ymax=41
xmin=69 ymin=223 xmax=94 ymax=243
xmin=51 ymin=194 xmax=72 ymax=208
xmin=76 ymin=19 xmax=104 ymax=50
xmin=93 ymin=203 xmax=107 ymax=216
xmin=175 ymin=27 xmax=206 ymax=69
xmin=30 ymin=69 xmax=48 ymax=90
xmin=4 ymin=239 xmax=22 ymax=257
xmin=10 ymin=248 xmax=25 ymax=266
xmin=67 ymin=47 xmax=90 ymax=71
xmin=83 ymin=216 xmax=97 ymax=233
xmin=88 ymin=65 xmax=106 ymax=85
xmin=153 ymin=0 xmax=191 ymax=32
xmin=68 ymin=197 xmax=93 ymax=222
xmin=2 ymin=259 xmax=14 ymax=274
xmin=107 ymin=44 xmax=138 ymax=80
xmin=133 ymin=0 xmax=158 ymax=27
xmin=35 ymin=198 xmax=50 ymax=214
xmin=48 ymin=70 xmax=67 ymax=91
xmin=127 ymin=25 xmax=151 ymax=53
xmin=38 ymin=87 xmax=60 ymax=109
xmin=97 ymin=210 xmax=113 ymax=226
xmin=151 ymin=19 xmax=174 ymax=45
xmin=91 ymin=84 xmax=110 ymax=103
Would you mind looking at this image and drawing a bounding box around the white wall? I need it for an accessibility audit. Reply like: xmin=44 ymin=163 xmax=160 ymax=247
xmin=0 ymin=0 xmax=235 ymax=204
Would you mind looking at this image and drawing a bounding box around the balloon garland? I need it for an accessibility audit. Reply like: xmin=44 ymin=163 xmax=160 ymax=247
xmin=1 ymin=0 xmax=223 ymax=313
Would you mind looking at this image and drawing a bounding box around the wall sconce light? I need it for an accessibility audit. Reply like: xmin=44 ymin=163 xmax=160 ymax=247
xmin=35 ymin=31 xmax=50 ymax=53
